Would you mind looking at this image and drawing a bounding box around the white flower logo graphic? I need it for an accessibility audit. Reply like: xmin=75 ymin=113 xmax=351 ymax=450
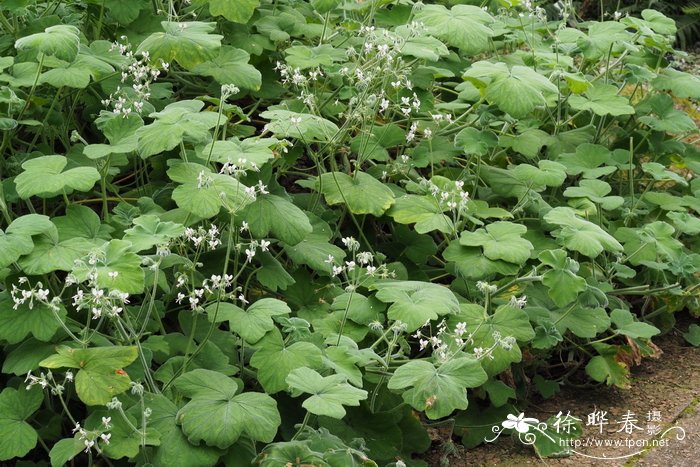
xmin=502 ymin=413 xmax=539 ymax=434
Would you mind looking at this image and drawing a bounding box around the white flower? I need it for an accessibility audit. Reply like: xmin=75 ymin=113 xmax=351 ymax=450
xmin=102 ymin=416 xmax=112 ymax=428
xmin=502 ymin=413 xmax=539 ymax=434
xmin=245 ymin=248 xmax=256 ymax=262
xmin=260 ymin=240 xmax=271 ymax=252
xmin=240 ymin=221 xmax=249 ymax=232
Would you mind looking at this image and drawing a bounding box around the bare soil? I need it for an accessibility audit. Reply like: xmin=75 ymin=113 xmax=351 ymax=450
xmin=419 ymin=325 xmax=700 ymax=466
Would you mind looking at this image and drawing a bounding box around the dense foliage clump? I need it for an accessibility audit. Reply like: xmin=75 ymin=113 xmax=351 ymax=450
xmin=0 ymin=0 xmax=698 ymax=465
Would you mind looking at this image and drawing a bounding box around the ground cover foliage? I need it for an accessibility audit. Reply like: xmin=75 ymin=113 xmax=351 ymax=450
xmin=0 ymin=0 xmax=699 ymax=465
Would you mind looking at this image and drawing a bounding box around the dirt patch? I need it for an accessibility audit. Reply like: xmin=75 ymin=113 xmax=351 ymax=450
xmin=419 ymin=327 xmax=700 ymax=466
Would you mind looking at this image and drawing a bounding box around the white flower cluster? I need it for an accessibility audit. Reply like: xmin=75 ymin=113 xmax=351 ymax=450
xmin=242 ymin=180 xmax=270 ymax=201
xmin=422 ymin=179 xmax=470 ymax=213
xmin=325 ymin=236 xmax=392 ymax=281
xmin=274 ymin=62 xmax=324 ymax=88
xmin=71 ymin=283 xmax=130 ymax=320
xmin=413 ymin=319 xmax=471 ymax=362
xmin=175 ymin=272 xmax=238 ymax=311
xmin=220 ymin=84 xmax=240 ymax=101
xmin=476 ymin=280 xmax=498 ymax=295
xmin=220 ymin=158 xmax=260 ymax=178
xmin=10 ymin=277 xmax=58 ymax=311
xmin=241 ymin=238 xmax=271 ymax=263
xmin=25 ymin=369 xmax=73 ymax=395
xmin=102 ymin=38 xmax=169 ymax=117
xmin=183 ymin=224 xmax=221 ymax=250
xmin=72 ymin=417 xmax=112 ymax=454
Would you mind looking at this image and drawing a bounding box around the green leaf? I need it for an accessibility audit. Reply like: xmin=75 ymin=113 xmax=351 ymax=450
xmin=72 ymin=239 xmax=146 ymax=294
xmin=52 ymin=204 xmax=113 ymax=241
xmin=0 ymin=214 xmax=53 ymax=269
xmin=311 ymin=0 xmax=341 ymax=13
xmin=0 ymin=387 xmax=43 ymax=461
xmin=398 ymin=30 xmax=449 ymax=61
xmin=585 ymin=344 xmax=630 ymax=389
xmin=202 ymin=137 xmax=277 ymax=166
xmin=578 ymin=21 xmax=630 ymax=60
xmin=387 ymin=195 xmax=453 ymax=234
xmin=145 ymin=394 xmax=221 ymax=467
xmin=387 ymin=357 xmax=487 ymax=419
xmin=610 ymin=309 xmax=660 ymax=339
xmin=40 ymin=346 xmax=138 ymax=405
xmin=255 ymin=251 xmax=295 ymax=291
xmin=192 ymin=46 xmax=261 ymax=90
xmin=482 ymin=379 xmax=515 ymax=407
xmin=683 ymin=324 xmax=700 ymax=346
xmin=452 ymin=304 xmax=535 ymax=375
xmin=563 ymin=179 xmax=624 ymax=210
xmin=167 ymin=161 xmax=254 ymax=218
xmin=201 ymin=0 xmax=259 ymax=23
xmin=510 ymin=161 xmax=567 ymax=188
xmin=136 ymin=100 xmax=221 ymax=158
xmin=239 ymin=194 xmax=312 ymax=245
xmin=331 ymin=293 xmax=384 ymax=326
xmin=287 ymin=367 xmax=368 ymax=419
xmin=15 ymin=155 xmax=100 ymax=199
xmin=641 ymin=162 xmax=689 ymax=186
xmin=556 ymin=144 xmax=616 ymax=178
xmin=459 ymin=221 xmax=533 ymax=265
xmin=207 ymin=299 xmax=290 ymax=344
xmin=15 ymin=25 xmax=80 ymax=61
xmin=640 ymin=9 xmax=677 ymax=34
xmin=443 ymin=242 xmax=520 ymax=280
xmin=285 ymin=44 xmax=346 ymax=69
xmin=136 ymin=21 xmax=223 ymax=70
xmin=0 ymin=292 xmax=67 ymax=344
xmin=323 ymin=346 xmax=363 ymax=387
xmin=499 ymin=128 xmax=555 ymax=159
xmin=652 ymin=68 xmax=700 ymax=99
xmin=40 ymin=53 xmax=114 ymax=89
xmin=317 ymin=172 xmax=394 ymax=216
xmin=529 ymin=305 xmax=610 ymax=338
xmin=2 ymin=339 xmax=56 ymax=375
xmin=123 ymin=215 xmax=185 ymax=252
xmin=174 ymin=369 xmax=280 ymax=449
xmin=533 ymin=413 xmax=582 ymax=458
xmin=49 ymin=437 xmax=83 ymax=467
xmin=261 ymin=110 xmax=339 ymax=142
xmin=614 ymin=222 xmax=682 ymax=265
xmin=454 ymin=127 xmax=498 ymax=156
xmin=18 ymin=232 xmax=96 ymax=275
xmin=568 ymin=83 xmax=634 ymax=116
xmin=544 ymin=207 xmax=623 ymax=257
xmin=370 ymin=281 xmax=459 ymax=332
xmin=415 ymin=5 xmax=494 ymax=55
xmin=667 ymin=212 xmax=700 ymax=235
xmin=283 ymin=214 xmax=345 ymax=274
xmin=464 ymin=62 xmax=558 ymax=118
xmin=84 ymin=114 xmax=142 ymax=159
xmin=539 ymin=250 xmax=587 ymax=306
xmin=638 ymin=94 xmax=697 ymax=134
xmin=250 ymin=329 xmax=324 ymax=393
xmin=254 ymin=441 xmax=325 ymax=466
